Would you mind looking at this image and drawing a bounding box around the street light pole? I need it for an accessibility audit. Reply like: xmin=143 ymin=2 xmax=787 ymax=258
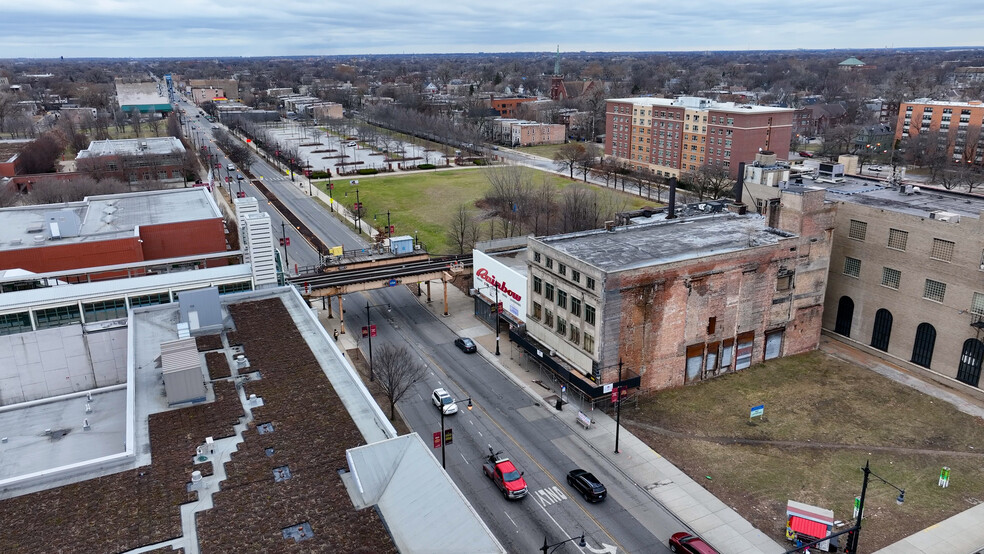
xmin=615 ymin=358 xmax=623 ymax=454
xmin=366 ymin=301 xmax=374 ymax=382
xmin=848 ymin=460 xmax=905 ymax=553
xmin=281 ymin=221 xmax=289 ymax=270
xmin=440 ymin=396 xmax=473 ymax=469
xmin=355 ymin=188 xmax=362 ymax=235
xmin=540 ymin=534 xmax=586 ymax=554
xmin=494 ymin=285 xmax=501 ymax=356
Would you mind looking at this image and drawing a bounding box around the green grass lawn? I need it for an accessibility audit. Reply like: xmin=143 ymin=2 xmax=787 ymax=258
xmin=622 ymin=350 xmax=984 ymax=551
xmin=314 ymin=167 xmax=654 ymax=254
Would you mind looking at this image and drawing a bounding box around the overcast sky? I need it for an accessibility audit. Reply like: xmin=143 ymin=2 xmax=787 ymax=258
xmin=1 ymin=0 xmax=982 ymax=59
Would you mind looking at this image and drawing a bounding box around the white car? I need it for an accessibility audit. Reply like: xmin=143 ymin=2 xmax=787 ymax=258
xmin=869 ymin=165 xmax=883 ymax=171
xmin=346 ymin=141 xmax=357 ymax=147
xmin=227 ymin=163 xmax=235 ymax=171
xmin=432 ymin=388 xmax=458 ymax=415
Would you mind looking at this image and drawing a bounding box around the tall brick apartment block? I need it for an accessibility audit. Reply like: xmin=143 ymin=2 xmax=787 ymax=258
xmin=896 ymin=98 xmax=984 ymax=164
xmin=525 ymin=188 xmax=833 ymax=392
xmin=605 ymin=96 xmax=793 ymax=179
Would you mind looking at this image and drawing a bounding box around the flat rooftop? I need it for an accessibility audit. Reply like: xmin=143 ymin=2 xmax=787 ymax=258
xmin=0 ymin=187 xmax=221 ymax=250
xmin=76 ymin=137 xmax=185 ymax=158
xmin=0 ymin=388 xmax=127 ymax=481
xmin=115 ymin=82 xmax=169 ymax=107
xmin=610 ymin=96 xmax=793 ymax=114
xmin=539 ymin=213 xmax=792 ymax=272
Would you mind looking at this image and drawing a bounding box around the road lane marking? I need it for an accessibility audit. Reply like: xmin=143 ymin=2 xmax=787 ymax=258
xmin=503 ymin=511 xmax=518 ymax=528
xmin=534 ymin=486 xmax=568 ymax=507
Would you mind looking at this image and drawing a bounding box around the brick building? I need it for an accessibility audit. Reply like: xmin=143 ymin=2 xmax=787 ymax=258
xmin=524 ymin=186 xmax=833 ymax=391
xmin=740 ymin=152 xmax=984 ymax=388
xmin=605 ymin=96 xmax=793 ymax=179
xmin=489 ymin=95 xmax=537 ymax=118
xmin=896 ymin=98 xmax=984 ymax=164
xmin=76 ymin=137 xmax=187 ymax=183
xmin=490 ymin=118 xmax=566 ymax=146
xmin=0 ymin=187 xmax=228 ymax=276
xmin=191 ymin=87 xmax=225 ymax=105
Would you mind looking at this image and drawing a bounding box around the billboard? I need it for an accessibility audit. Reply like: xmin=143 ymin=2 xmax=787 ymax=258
xmin=472 ymin=250 xmax=527 ymax=324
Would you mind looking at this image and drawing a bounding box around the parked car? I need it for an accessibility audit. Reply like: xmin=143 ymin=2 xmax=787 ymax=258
xmin=869 ymin=165 xmax=883 ymax=171
xmin=346 ymin=141 xmax=357 ymax=147
xmin=482 ymin=445 xmax=528 ymax=500
xmin=798 ymin=151 xmax=814 ymax=158
xmin=669 ymin=532 xmax=719 ymax=554
xmin=454 ymin=337 xmax=477 ymax=353
xmin=566 ymin=469 xmax=607 ymax=502
xmin=227 ymin=163 xmax=235 ymax=171
xmin=431 ymin=388 xmax=458 ymax=415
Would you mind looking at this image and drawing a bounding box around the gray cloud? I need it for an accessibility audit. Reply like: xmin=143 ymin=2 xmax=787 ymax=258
xmin=0 ymin=0 xmax=982 ymax=58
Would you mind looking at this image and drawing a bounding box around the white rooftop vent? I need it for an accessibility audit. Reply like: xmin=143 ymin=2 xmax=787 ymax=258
xmin=33 ymin=234 xmax=46 ymax=243
xmin=26 ymin=222 xmax=44 ymax=233
xmin=929 ymin=210 xmax=960 ymax=223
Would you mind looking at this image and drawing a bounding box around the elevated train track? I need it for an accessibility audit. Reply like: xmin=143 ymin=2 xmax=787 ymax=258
xmin=288 ymin=255 xmax=472 ymax=297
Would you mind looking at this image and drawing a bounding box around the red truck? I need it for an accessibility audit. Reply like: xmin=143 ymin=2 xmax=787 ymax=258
xmin=482 ymin=445 xmax=528 ymax=500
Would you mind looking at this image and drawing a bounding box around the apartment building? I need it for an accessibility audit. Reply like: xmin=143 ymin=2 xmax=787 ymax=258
xmin=740 ymin=152 xmax=984 ymax=388
xmin=896 ymin=99 xmax=984 ymax=164
xmin=605 ymin=96 xmax=793 ymax=179
xmin=524 ymin=187 xmax=833 ymax=392
xmin=490 ymin=118 xmax=565 ymax=146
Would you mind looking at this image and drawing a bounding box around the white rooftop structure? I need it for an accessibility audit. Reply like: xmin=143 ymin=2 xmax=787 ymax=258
xmin=610 ymin=95 xmax=793 ymax=114
xmin=76 ymin=137 xmax=185 ymax=158
xmin=0 ymin=187 xmax=221 ymax=249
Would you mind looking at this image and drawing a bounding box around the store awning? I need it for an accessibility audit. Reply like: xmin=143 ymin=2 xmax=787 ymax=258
xmin=789 ymin=516 xmax=829 ymax=539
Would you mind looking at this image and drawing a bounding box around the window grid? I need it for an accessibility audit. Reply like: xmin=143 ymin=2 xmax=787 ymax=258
xmin=887 ymin=228 xmax=908 ymax=250
xmin=82 ymin=299 xmax=128 ymax=322
xmin=881 ymin=267 xmax=901 ymax=289
xmin=584 ymin=305 xmax=596 ymax=326
xmin=923 ymin=279 xmax=946 ymax=303
xmin=556 ymin=318 xmax=566 ymax=335
xmin=931 ymin=238 xmax=955 ymax=262
xmin=0 ymin=312 xmax=32 ymax=336
xmin=532 ymin=302 xmax=542 ymax=320
xmin=848 ymin=220 xmax=867 ymax=241
xmin=585 ymin=277 xmax=596 ymax=290
xmin=569 ymin=326 xmax=580 ymax=345
xmin=971 ymin=292 xmax=984 ymax=316
xmin=583 ymin=333 xmax=595 ymax=354
xmin=545 ymin=283 xmax=554 ymax=302
xmin=35 ymin=305 xmax=82 ymax=329
xmin=556 ymin=290 xmax=567 ymax=309
xmin=570 ymin=297 xmax=581 ymax=317
xmin=533 ymin=276 xmax=542 ymax=294
xmin=843 ymin=257 xmax=861 ymax=278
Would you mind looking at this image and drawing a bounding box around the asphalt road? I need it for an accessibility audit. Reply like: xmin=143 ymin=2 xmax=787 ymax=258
xmin=189 ymin=110 xmax=680 ymax=552
xmin=344 ymin=285 xmax=676 ymax=554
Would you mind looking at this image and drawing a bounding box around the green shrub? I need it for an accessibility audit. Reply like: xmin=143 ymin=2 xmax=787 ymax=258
xmin=472 ymin=158 xmax=488 ymax=166
xmin=356 ymin=168 xmax=379 ymax=175
xmin=417 ymin=163 xmax=436 ymax=170
xmin=310 ymin=170 xmax=332 ymax=179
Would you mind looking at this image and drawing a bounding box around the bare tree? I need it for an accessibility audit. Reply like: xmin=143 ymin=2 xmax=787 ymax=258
xmin=18 ymin=131 xmax=67 ymax=174
xmin=128 ymin=110 xmax=142 ymax=137
xmin=25 ymin=175 xmax=128 ymax=204
xmin=576 ymin=143 xmax=601 ymax=182
xmin=445 ymin=204 xmax=480 ymax=254
xmin=146 ymin=110 xmax=161 ymax=137
xmin=554 ymin=142 xmax=588 ymax=179
xmin=372 ymin=344 xmax=424 ymax=420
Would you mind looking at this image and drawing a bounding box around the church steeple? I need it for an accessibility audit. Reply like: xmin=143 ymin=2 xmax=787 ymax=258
xmin=553 ymin=45 xmax=561 ymax=76
xmin=549 ymin=46 xmax=567 ymax=101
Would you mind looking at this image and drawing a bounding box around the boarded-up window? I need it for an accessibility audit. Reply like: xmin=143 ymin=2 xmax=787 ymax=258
xmin=721 ymin=339 xmax=734 ymax=371
xmin=736 ymin=332 xmax=754 ymax=370
xmin=765 ymin=329 xmax=784 ymax=360
xmin=705 ymin=341 xmax=720 ymax=374
xmin=686 ymin=344 xmax=704 ymax=381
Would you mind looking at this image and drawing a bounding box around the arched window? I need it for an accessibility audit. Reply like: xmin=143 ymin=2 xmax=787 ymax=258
xmin=910 ymin=323 xmax=937 ymax=368
xmin=870 ymin=309 xmax=893 ymax=352
xmin=956 ymin=338 xmax=984 ymax=387
xmin=834 ymin=296 xmax=854 ymax=337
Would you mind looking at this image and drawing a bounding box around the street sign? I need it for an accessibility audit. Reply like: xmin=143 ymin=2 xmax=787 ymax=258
xmin=433 ymin=432 xmax=441 ymax=449
xmin=603 ymin=383 xmax=613 ymax=394
xmin=443 ymin=428 xmax=453 ymax=445
xmin=750 ymin=404 xmax=765 ymax=419
xmin=388 ymin=279 xmax=398 ymax=287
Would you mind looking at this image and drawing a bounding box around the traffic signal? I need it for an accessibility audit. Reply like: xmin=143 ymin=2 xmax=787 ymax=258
xmin=843 ymin=530 xmax=856 ymax=554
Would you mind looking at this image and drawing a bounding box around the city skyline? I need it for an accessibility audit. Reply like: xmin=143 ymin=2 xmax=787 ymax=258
xmin=2 ymin=0 xmax=983 ymax=59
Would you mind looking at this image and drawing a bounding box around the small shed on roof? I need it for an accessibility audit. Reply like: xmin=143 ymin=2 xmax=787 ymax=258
xmin=161 ymin=337 xmax=205 ymax=405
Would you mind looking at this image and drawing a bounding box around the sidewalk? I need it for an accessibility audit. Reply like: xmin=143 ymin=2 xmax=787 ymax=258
xmin=328 ymin=282 xmax=783 ymax=554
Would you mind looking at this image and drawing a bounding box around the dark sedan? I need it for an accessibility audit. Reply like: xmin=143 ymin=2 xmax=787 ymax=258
xmin=454 ymin=337 xmax=477 ymax=353
xmin=566 ymin=469 xmax=607 ymax=502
